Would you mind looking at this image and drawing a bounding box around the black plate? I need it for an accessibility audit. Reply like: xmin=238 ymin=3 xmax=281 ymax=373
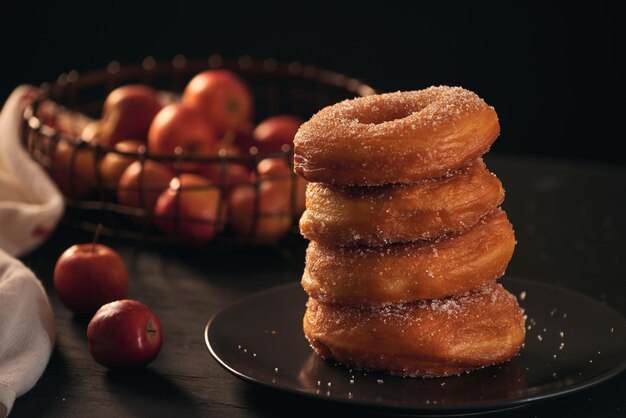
xmin=205 ymin=278 xmax=626 ymax=415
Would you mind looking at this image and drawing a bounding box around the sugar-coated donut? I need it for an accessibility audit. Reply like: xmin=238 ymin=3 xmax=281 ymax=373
xmin=303 ymin=282 xmax=525 ymax=377
xmin=302 ymin=209 xmax=515 ymax=306
xmin=300 ymin=159 xmax=503 ymax=246
xmin=294 ymin=86 xmax=499 ymax=185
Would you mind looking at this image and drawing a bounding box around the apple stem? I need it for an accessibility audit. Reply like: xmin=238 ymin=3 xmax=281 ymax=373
xmin=92 ymin=223 xmax=103 ymax=252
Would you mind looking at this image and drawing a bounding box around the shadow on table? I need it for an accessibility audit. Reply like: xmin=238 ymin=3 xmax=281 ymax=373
xmin=10 ymin=346 xmax=70 ymax=416
xmin=105 ymin=368 xmax=205 ymax=418
xmin=128 ymin=236 xmax=308 ymax=296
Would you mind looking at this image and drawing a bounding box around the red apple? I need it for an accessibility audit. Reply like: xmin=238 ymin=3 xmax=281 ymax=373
xmin=53 ymin=243 xmax=129 ymax=315
xmin=253 ymin=115 xmax=303 ymax=153
xmin=36 ymin=101 xmax=58 ymax=129
xmin=81 ymin=120 xmax=104 ymax=142
xmin=154 ymin=174 xmax=222 ymax=241
xmin=117 ymin=160 xmax=173 ymax=211
xmin=256 ymin=158 xmax=306 ymax=214
xmin=199 ymin=143 xmax=251 ymax=189
xmin=231 ymin=121 xmax=256 ymax=154
xmin=182 ymin=70 xmax=253 ymax=135
xmin=148 ymin=104 xmax=218 ymax=171
xmin=87 ymin=299 xmax=162 ymax=368
xmin=37 ymin=101 xmax=83 ymax=136
xmin=99 ymin=140 xmax=144 ymax=189
xmin=100 ymin=85 xmax=162 ymax=147
xmin=51 ymin=140 xmax=97 ymax=199
xmin=228 ymin=158 xmax=294 ymax=243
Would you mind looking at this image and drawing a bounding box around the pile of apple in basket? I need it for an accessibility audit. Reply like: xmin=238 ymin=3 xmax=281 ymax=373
xmin=45 ymin=70 xmax=307 ymax=243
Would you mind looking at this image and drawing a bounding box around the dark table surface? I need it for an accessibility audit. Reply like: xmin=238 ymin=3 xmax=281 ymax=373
xmin=12 ymin=154 xmax=626 ymax=418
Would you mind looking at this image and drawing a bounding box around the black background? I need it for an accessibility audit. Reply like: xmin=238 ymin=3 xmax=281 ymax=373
xmin=3 ymin=1 xmax=624 ymax=164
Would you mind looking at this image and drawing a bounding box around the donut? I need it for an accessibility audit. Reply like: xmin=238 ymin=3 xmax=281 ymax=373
xmin=302 ymin=208 xmax=515 ymax=306
xmin=303 ymin=282 xmax=526 ymax=377
xmin=293 ymin=86 xmax=499 ymax=185
xmin=299 ymin=159 xmax=503 ymax=246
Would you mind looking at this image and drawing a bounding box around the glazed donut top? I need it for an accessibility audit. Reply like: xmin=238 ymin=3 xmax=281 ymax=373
xmin=294 ymin=86 xmax=500 ymax=185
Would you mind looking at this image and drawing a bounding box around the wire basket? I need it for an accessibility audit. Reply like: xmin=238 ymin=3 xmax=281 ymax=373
xmin=22 ymin=56 xmax=376 ymax=246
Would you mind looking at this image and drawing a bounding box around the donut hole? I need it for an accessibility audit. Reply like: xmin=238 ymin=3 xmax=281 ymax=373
xmin=355 ymin=105 xmax=423 ymax=125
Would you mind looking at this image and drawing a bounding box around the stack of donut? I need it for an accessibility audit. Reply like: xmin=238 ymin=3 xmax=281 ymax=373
xmin=294 ymin=86 xmax=525 ymax=377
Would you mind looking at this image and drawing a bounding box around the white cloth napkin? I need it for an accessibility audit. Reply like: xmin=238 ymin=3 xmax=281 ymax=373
xmin=0 ymin=86 xmax=64 ymax=256
xmin=0 ymin=86 xmax=63 ymax=416
xmin=0 ymin=249 xmax=55 ymax=416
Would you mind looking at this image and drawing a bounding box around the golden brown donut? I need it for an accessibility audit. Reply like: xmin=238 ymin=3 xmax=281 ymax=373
xmin=300 ymin=159 xmax=503 ymax=246
xmin=302 ymin=208 xmax=515 ymax=306
xmin=303 ymin=282 xmax=526 ymax=377
xmin=293 ymin=86 xmax=499 ymax=185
